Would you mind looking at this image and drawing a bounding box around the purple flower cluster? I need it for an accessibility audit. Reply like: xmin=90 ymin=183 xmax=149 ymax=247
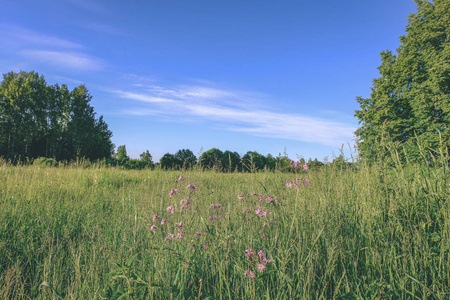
xmin=286 ymin=178 xmax=310 ymax=188
xmin=244 ymin=248 xmax=273 ymax=277
xmin=255 ymin=206 xmax=268 ymax=217
xmin=290 ymin=161 xmax=309 ymax=171
xmin=209 ymin=204 xmax=222 ymax=210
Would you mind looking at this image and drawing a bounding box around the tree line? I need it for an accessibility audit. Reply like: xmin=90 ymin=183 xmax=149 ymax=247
xmin=0 ymin=71 xmax=114 ymax=162
xmin=114 ymin=145 xmax=327 ymax=171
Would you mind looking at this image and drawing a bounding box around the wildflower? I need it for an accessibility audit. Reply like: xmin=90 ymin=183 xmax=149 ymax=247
xmin=263 ymin=257 xmax=272 ymax=264
xmin=161 ymin=218 xmax=169 ymax=225
xmin=252 ymin=191 xmax=258 ymax=196
xmin=260 ymin=233 xmax=267 ymax=239
xmin=175 ymin=175 xmax=185 ymax=183
xmin=263 ymin=222 xmax=268 ymax=227
xmin=258 ymin=250 xmax=266 ymax=259
xmin=267 ymin=196 xmax=273 ymax=202
xmin=169 ymin=188 xmax=178 ymax=198
xmin=186 ymin=183 xmax=197 ymax=191
xmin=244 ymin=269 xmax=249 ymax=276
xmin=286 ymin=182 xmax=292 ymax=188
xmin=237 ymin=193 xmax=246 ymax=200
xmin=303 ymin=163 xmax=309 ymax=171
xmin=164 ymin=233 xmax=174 ymax=241
xmin=255 ymin=206 xmax=262 ymax=215
xmin=257 ymin=263 xmax=266 ymax=273
xmin=303 ymin=178 xmax=310 ymax=186
xmin=259 ymin=195 xmax=265 ymax=202
xmin=216 ymin=204 xmax=222 ymax=210
xmin=243 ymin=207 xmax=250 ymax=213
xmin=176 ymin=221 xmax=183 ymax=229
xmin=150 ymin=225 xmax=157 ymax=231
xmin=176 ymin=231 xmax=184 ymax=239
xmin=274 ymin=197 xmax=279 ymax=205
xmin=207 ymin=215 xmax=217 ymax=221
xmin=210 ymin=204 xmax=215 ymax=210
xmin=166 ymin=205 xmax=175 ymax=214
xmin=249 ymin=271 xmax=256 ymax=278
xmin=180 ymin=197 xmax=191 ymax=211
xmin=153 ymin=214 xmax=161 ymax=222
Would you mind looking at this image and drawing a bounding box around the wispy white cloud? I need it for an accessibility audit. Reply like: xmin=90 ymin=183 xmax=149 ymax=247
xmin=20 ymin=50 xmax=103 ymax=71
xmin=79 ymin=22 xmax=127 ymax=35
xmin=1 ymin=26 xmax=83 ymax=49
xmin=111 ymin=83 xmax=356 ymax=147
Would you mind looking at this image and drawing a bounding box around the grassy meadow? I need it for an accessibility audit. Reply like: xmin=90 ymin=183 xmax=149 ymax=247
xmin=0 ymin=152 xmax=449 ymax=299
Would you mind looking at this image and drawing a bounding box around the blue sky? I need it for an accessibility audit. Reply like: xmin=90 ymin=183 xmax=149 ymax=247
xmin=0 ymin=0 xmax=417 ymax=161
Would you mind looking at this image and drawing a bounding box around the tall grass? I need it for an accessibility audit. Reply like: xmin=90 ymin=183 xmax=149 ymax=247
xmin=0 ymin=147 xmax=448 ymax=299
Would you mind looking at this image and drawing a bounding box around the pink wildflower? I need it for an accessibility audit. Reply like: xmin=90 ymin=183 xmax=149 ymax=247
xmin=150 ymin=225 xmax=157 ymax=231
xmin=210 ymin=204 xmax=215 ymax=210
xmin=175 ymin=175 xmax=185 ymax=183
xmin=243 ymin=207 xmax=250 ymax=213
xmin=237 ymin=193 xmax=246 ymax=200
xmin=161 ymin=218 xmax=169 ymax=225
xmin=186 ymin=183 xmax=197 ymax=191
xmin=176 ymin=231 xmax=184 ymax=239
xmin=267 ymin=196 xmax=273 ymax=202
xmin=166 ymin=205 xmax=175 ymax=214
xmin=257 ymin=263 xmax=266 ymax=273
xmin=153 ymin=214 xmax=161 ymax=222
xmin=249 ymin=271 xmax=256 ymax=278
xmin=169 ymin=188 xmax=178 ymax=198
xmin=244 ymin=269 xmax=249 ymax=276
xmin=286 ymin=182 xmax=292 ymax=188
xmin=176 ymin=221 xmax=183 ymax=229
xmin=303 ymin=178 xmax=310 ymax=186
xmin=259 ymin=195 xmax=265 ymax=202
xmin=263 ymin=258 xmax=272 ymax=264
xmin=263 ymin=222 xmax=268 ymax=227
xmin=164 ymin=233 xmax=174 ymax=241
xmin=258 ymin=250 xmax=266 ymax=259
xmin=303 ymin=163 xmax=309 ymax=171
xmin=180 ymin=197 xmax=191 ymax=211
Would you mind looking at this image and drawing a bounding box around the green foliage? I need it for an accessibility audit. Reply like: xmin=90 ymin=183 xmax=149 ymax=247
xmin=199 ymin=148 xmax=223 ymax=169
xmin=174 ymin=148 xmax=197 ymax=168
xmin=0 ymin=71 xmax=114 ymax=161
xmin=221 ymin=150 xmax=241 ymax=172
xmin=242 ymin=151 xmax=266 ymax=172
xmin=355 ymin=0 xmax=450 ymax=161
xmin=139 ymin=150 xmax=152 ymax=163
xmin=116 ymin=145 xmax=129 ymax=163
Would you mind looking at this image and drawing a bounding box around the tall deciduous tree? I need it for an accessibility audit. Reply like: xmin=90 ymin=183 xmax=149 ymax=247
xmin=355 ymin=0 xmax=450 ymax=161
xmin=0 ymin=71 xmax=114 ymax=161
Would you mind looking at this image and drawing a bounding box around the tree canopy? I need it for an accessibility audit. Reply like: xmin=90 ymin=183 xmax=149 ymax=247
xmin=0 ymin=71 xmax=114 ymax=161
xmin=355 ymin=0 xmax=450 ymax=161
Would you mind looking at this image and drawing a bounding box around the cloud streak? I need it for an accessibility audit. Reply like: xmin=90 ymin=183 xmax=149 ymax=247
xmin=21 ymin=50 xmax=103 ymax=71
xmin=112 ymin=83 xmax=356 ymax=147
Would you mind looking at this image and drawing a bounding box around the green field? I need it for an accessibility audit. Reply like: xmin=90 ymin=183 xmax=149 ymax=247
xmin=0 ymin=154 xmax=449 ymax=299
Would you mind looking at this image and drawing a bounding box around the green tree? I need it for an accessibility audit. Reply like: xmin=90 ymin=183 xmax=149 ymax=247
xmin=242 ymin=151 xmax=266 ymax=172
xmin=221 ymin=150 xmax=241 ymax=172
xmin=140 ymin=150 xmax=153 ymax=163
xmin=117 ymin=145 xmax=129 ymax=163
xmin=160 ymin=153 xmax=177 ymax=169
xmin=355 ymin=0 xmax=450 ymax=161
xmin=174 ymin=149 xmax=197 ymax=169
xmin=0 ymin=71 xmax=114 ymax=161
xmin=200 ymin=148 xmax=223 ymax=169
